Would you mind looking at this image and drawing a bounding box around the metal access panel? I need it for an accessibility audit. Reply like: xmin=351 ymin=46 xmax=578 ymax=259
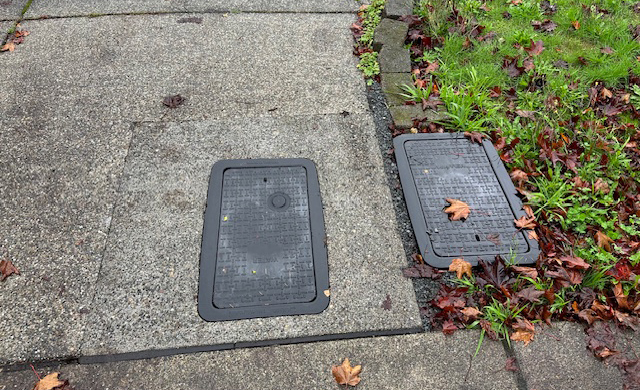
xmin=198 ymin=158 xmax=329 ymax=322
xmin=394 ymin=133 xmax=538 ymax=268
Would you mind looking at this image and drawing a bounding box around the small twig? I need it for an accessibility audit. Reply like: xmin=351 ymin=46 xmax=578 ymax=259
xmin=463 ymin=353 xmax=473 ymax=383
xmin=30 ymin=364 xmax=41 ymax=381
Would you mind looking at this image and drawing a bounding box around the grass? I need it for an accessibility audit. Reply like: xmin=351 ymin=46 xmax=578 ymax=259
xmin=402 ymin=0 xmax=640 ymax=339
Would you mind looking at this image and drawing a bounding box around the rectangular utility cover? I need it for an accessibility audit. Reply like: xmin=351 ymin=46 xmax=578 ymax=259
xmin=198 ymin=158 xmax=329 ymax=321
xmin=394 ymin=133 xmax=538 ymax=268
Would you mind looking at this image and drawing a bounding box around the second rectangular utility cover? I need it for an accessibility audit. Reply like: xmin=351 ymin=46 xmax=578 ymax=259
xmin=394 ymin=133 xmax=538 ymax=268
xmin=198 ymin=158 xmax=329 ymax=322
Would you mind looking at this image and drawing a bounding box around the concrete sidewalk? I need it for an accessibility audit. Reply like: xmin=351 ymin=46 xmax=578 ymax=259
xmin=0 ymin=2 xmax=633 ymax=390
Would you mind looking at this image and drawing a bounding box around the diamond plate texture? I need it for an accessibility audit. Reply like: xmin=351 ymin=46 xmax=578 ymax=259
xmin=213 ymin=167 xmax=316 ymax=308
xmin=404 ymin=139 xmax=528 ymax=257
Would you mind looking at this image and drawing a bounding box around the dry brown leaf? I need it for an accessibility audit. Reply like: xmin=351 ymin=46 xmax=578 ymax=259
xmin=571 ymin=20 xmax=581 ymax=30
xmin=332 ymin=358 xmax=362 ymax=387
xmin=33 ymin=373 xmax=64 ymax=390
xmin=444 ymin=198 xmax=471 ymax=221
xmin=449 ymin=258 xmax=472 ymax=279
xmin=461 ymin=306 xmax=483 ymax=320
xmin=514 ymin=215 xmax=536 ymax=230
xmin=0 ymin=259 xmax=20 ymax=281
xmin=614 ymin=283 xmax=630 ymax=311
xmin=510 ymin=329 xmax=534 ymax=345
xmin=595 ymin=231 xmax=613 ymax=252
xmin=1 ymin=41 xmax=15 ymax=52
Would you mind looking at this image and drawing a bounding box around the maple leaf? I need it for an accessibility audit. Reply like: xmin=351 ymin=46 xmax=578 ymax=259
xmin=511 ymin=266 xmax=538 ymax=279
xmin=613 ymin=283 xmax=631 ymax=311
xmin=517 ymin=286 xmax=545 ymax=303
xmin=332 ymin=358 xmax=362 ymax=387
xmin=381 ymin=294 xmax=392 ymax=311
xmin=515 ymin=110 xmax=535 ymax=119
xmin=1 ymin=41 xmax=15 ymax=52
xmin=464 ymin=131 xmax=484 ymax=144
xmin=509 ymin=169 xmax=528 ymax=186
xmin=514 ymin=216 xmax=536 ymax=230
xmin=461 ymin=306 xmax=483 ymax=320
xmin=0 ymin=259 xmax=20 ymax=281
xmin=442 ymin=319 xmax=458 ymax=335
xmin=524 ymin=40 xmax=545 ymax=56
xmin=449 ymin=258 xmax=472 ymax=279
xmin=33 ymin=373 xmax=64 ymax=390
xmin=595 ymin=231 xmax=613 ymax=252
xmin=502 ymin=56 xmax=524 ymax=77
xmin=505 ymin=357 xmax=519 ymax=372
xmin=571 ymin=20 xmax=581 ymax=30
xmin=511 ymin=329 xmax=534 ymax=345
xmin=559 ymin=255 xmax=590 ymax=270
xmin=402 ymin=263 xmax=440 ymax=279
xmin=163 ymin=94 xmax=185 ymax=108
xmin=444 ymin=198 xmax=471 ymax=220
xmin=531 ymin=19 xmax=557 ymax=32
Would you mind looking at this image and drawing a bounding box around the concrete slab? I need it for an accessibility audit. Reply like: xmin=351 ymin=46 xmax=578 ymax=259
xmin=0 ymin=332 xmax=518 ymax=389
xmin=0 ymin=119 xmax=132 ymax=363
xmin=1 ymin=21 xmax=12 ymax=43
xmin=25 ymin=0 xmax=358 ymax=19
xmin=513 ymin=322 xmax=622 ymax=390
xmin=0 ymin=12 xmax=417 ymax=363
xmin=0 ymin=0 xmax=26 ymax=20
xmin=1 ymin=14 xmax=368 ymax=123
xmin=81 ymin=114 xmax=421 ymax=357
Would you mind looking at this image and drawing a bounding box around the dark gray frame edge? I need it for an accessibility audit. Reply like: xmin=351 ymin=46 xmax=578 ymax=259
xmin=393 ymin=132 xmax=539 ymax=268
xmin=198 ymin=158 xmax=330 ymax=322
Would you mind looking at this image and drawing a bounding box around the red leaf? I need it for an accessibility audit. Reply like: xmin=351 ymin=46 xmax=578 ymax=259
xmin=524 ymin=40 xmax=545 ymax=56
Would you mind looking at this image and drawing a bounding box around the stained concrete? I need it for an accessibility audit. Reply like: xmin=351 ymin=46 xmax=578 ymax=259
xmin=0 ymin=13 xmax=419 ymax=363
xmin=0 ymin=332 xmax=517 ymax=390
xmin=513 ymin=322 xmax=623 ymax=390
xmin=81 ymin=114 xmax=421 ymax=356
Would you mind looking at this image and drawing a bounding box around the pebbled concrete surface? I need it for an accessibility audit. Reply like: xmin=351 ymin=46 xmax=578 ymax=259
xmin=0 ymin=332 xmax=517 ymax=390
xmin=0 ymin=0 xmax=26 ymax=20
xmin=0 ymin=12 xmax=419 ymax=363
xmin=513 ymin=322 xmax=622 ymax=390
xmin=25 ymin=0 xmax=359 ymax=19
xmin=1 ymin=14 xmax=368 ymax=124
xmin=0 ymin=119 xmax=132 ymax=363
xmin=81 ymin=114 xmax=421 ymax=356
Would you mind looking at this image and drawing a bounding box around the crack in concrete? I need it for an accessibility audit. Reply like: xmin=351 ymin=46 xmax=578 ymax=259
xmin=19 ymin=9 xmax=357 ymax=22
xmin=501 ymin=339 xmax=529 ymax=390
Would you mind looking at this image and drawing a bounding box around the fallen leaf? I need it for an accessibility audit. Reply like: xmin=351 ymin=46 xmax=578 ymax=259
xmin=464 ymin=131 xmax=485 ymax=144
xmin=402 ymin=263 xmax=440 ymax=279
xmin=444 ymin=198 xmax=471 ymax=220
xmin=517 ymin=286 xmax=545 ymax=303
xmin=461 ymin=306 xmax=483 ymax=320
xmin=33 ymin=373 xmax=64 ymax=390
xmin=163 ymin=94 xmax=185 ymax=108
xmin=510 ymin=329 xmax=534 ymax=345
xmin=601 ymin=47 xmax=614 ymax=54
xmin=449 ymin=258 xmax=472 ymax=279
xmin=442 ymin=319 xmax=458 ymax=335
xmin=1 ymin=41 xmax=15 ymax=52
xmin=486 ymin=233 xmax=502 ymax=245
xmin=511 ymin=266 xmax=538 ymax=279
xmin=381 ymin=294 xmax=392 ymax=311
xmin=0 ymin=259 xmax=19 ymax=281
xmin=595 ymin=231 xmax=613 ymax=252
xmin=613 ymin=283 xmax=631 ymax=311
xmin=559 ymin=255 xmax=590 ymax=270
xmin=524 ymin=40 xmax=545 ymax=56
xmin=514 ymin=216 xmax=536 ymax=230
xmin=515 ymin=110 xmax=535 ymax=119
xmin=332 ymin=358 xmax=362 ymax=387
xmin=571 ymin=20 xmax=581 ymax=30
xmin=505 ymin=356 xmax=519 ymax=372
